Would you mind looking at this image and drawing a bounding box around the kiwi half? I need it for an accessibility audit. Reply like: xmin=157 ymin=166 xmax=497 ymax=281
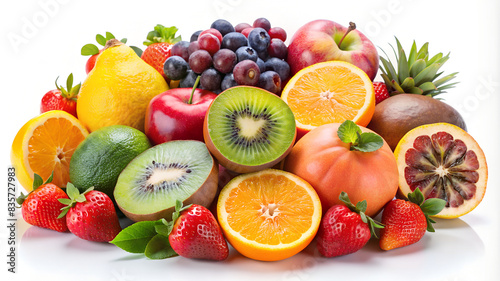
xmin=204 ymin=86 xmax=296 ymax=173
xmin=114 ymin=140 xmax=218 ymax=222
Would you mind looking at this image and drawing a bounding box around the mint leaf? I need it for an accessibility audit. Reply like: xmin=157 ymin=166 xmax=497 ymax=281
xmin=337 ymin=120 xmax=361 ymax=144
xmin=352 ymin=132 xmax=384 ymax=152
xmin=145 ymin=234 xmax=177 ymax=259
xmin=111 ymin=221 xmax=158 ymax=253
xmin=81 ymin=44 xmax=99 ymax=56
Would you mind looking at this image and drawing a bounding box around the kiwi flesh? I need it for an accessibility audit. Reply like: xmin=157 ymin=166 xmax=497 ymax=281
xmin=204 ymin=86 xmax=296 ymax=174
xmin=114 ymin=140 xmax=218 ymax=222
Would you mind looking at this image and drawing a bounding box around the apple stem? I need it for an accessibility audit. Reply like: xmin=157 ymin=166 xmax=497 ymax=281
xmin=188 ymin=75 xmax=201 ymax=105
xmin=337 ymin=22 xmax=356 ymax=48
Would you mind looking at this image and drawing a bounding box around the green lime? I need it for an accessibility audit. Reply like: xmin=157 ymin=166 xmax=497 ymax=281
xmin=69 ymin=125 xmax=151 ymax=199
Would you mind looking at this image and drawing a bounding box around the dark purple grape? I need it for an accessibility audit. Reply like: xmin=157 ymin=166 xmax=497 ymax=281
xmin=213 ymin=49 xmax=237 ymax=74
xmin=256 ymin=58 xmax=266 ymax=73
xmin=248 ymin=28 xmax=271 ymax=53
xmin=190 ymin=30 xmax=202 ymax=42
xmin=221 ymin=73 xmax=238 ymax=91
xmin=235 ymin=46 xmax=258 ymax=62
xmin=267 ymin=38 xmax=287 ymax=60
xmin=253 ymin=18 xmax=271 ymax=32
xmin=188 ymin=41 xmax=201 ymax=56
xmin=258 ymin=71 xmax=281 ymax=94
xmin=163 ymin=56 xmax=189 ymax=80
xmin=234 ymin=23 xmax=252 ymax=33
xmin=221 ymin=32 xmax=248 ymax=52
xmin=200 ymin=68 xmax=222 ymax=91
xmin=171 ymin=41 xmax=190 ymax=61
xmin=210 ymin=19 xmax=235 ymax=36
xmin=233 ymin=60 xmax=260 ymax=86
xmin=264 ymin=57 xmax=290 ymax=82
xmin=198 ymin=33 xmax=220 ymax=56
xmin=257 ymin=49 xmax=269 ymax=61
xmin=189 ymin=50 xmax=213 ymax=74
xmin=179 ymin=70 xmax=200 ymax=88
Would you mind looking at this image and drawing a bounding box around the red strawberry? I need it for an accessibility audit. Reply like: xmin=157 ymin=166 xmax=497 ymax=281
xmin=141 ymin=25 xmax=181 ymax=79
xmin=17 ymin=173 xmax=69 ymax=232
xmin=379 ymin=188 xmax=446 ymax=251
xmin=40 ymin=74 xmax=80 ymax=118
xmin=169 ymin=201 xmax=229 ymax=261
xmin=373 ymin=81 xmax=390 ymax=104
xmin=316 ymin=192 xmax=383 ymax=257
xmin=81 ymin=32 xmax=127 ymax=74
xmin=59 ymin=183 xmax=121 ymax=242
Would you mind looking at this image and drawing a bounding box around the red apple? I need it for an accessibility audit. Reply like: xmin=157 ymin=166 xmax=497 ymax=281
xmin=287 ymin=20 xmax=379 ymax=80
xmin=145 ymin=86 xmax=217 ymax=144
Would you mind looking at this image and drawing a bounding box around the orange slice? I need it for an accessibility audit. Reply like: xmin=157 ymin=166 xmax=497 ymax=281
xmin=217 ymin=169 xmax=322 ymax=261
xmin=281 ymin=61 xmax=375 ymax=139
xmin=11 ymin=110 xmax=89 ymax=191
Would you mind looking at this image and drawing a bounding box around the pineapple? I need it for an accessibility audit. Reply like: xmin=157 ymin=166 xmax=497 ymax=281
xmin=379 ymin=37 xmax=458 ymax=97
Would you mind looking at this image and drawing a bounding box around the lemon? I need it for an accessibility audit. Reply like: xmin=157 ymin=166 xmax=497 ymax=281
xmin=77 ymin=39 xmax=168 ymax=132
xmin=69 ymin=125 xmax=151 ymax=199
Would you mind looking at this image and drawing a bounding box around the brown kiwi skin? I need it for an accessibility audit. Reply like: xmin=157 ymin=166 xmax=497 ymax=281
xmin=118 ymin=159 xmax=219 ymax=222
xmin=203 ymin=113 xmax=296 ymax=174
xmin=367 ymin=94 xmax=467 ymax=151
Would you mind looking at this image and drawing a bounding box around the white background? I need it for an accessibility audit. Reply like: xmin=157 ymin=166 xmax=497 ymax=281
xmin=1 ymin=0 xmax=499 ymax=280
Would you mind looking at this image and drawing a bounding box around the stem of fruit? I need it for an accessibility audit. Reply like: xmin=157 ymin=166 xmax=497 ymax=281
xmin=188 ymin=76 xmax=201 ymax=105
xmin=337 ymin=22 xmax=356 ymax=48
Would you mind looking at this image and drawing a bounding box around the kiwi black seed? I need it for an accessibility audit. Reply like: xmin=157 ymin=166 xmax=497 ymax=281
xmin=204 ymin=86 xmax=296 ymax=173
xmin=114 ymin=140 xmax=218 ymax=222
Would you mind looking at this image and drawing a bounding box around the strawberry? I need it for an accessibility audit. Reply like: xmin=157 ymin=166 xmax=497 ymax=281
xmin=379 ymin=188 xmax=446 ymax=251
xmin=40 ymin=74 xmax=80 ymax=118
xmin=81 ymin=32 xmax=127 ymax=74
xmin=373 ymin=81 xmax=390 ymax=104
xmin=141 ymin=24 xmax=181 ymax=79
xmin=168 ymin=201 xmax=229 ymax=261
xmin=59 ymin=183 xmax=121 ymax=242
xmin=316 ymin=192 xmax=383 ymax=257
xmin=17 ymin=173 xmax=69 ymax=232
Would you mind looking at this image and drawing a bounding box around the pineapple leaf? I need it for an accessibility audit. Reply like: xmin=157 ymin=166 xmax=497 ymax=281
xmin=414 ymin=63 xmax=442 ymax=86
xmin=409 ymin=59 xmax=427 ymax=77
xmin=392 ymin=80 xmax=405 ymax=93
xmin=400 ymin=77 xmax=415 ymax=92
xmin=426 ymin=52 xmax=443 ymax=66
xmin=419 ymin=82 xmax=437 ymax=93
xmin=437 ymin=81 xmax=460 ymax=91
xmin=396 ymin=38 xmax=410 ymax=83
xmin=434 ymin=72 xmax=458 ymax=87
xmin=379 ymin=56 xmax=398 ymax=83
xmin=407 ymin=40 xmax=418 ymax=69
xmin=416 ymin=42 xmax=429 ymax=60
xmin=409 ymin=86 xmax=424 ymax=95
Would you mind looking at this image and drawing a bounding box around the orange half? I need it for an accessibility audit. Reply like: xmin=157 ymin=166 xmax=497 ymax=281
xmin=281 ymin=61 xmax=375 ymax=139
xmin=217 ymin=169 xmax=322 ymax=261
xmin=11 ymin=110 xmax=89 ymax=191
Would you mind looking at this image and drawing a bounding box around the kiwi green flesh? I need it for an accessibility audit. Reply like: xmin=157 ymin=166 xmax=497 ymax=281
xmin=206 ymin=86 xmax=296 ymax=168
xmin=367 ymin=94 xmax=467 ymax=150
xmin=404 ymin=131 xmax=479 ymax=208
xmin=114 ymin=140 xmax=218 ymax=222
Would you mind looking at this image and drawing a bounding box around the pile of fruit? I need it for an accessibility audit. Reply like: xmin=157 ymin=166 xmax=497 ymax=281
xmin=11 ymin=17 xmax=488 ymax=263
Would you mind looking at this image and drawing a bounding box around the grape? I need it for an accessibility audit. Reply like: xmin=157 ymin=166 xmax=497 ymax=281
xmin=190 ymin=30 xmax=202 ymax=42
xmin=188 ymin=41 xmax=201 ymax=56
xmin=241 ymin=27 xmax=254 ymax=38
xmin=233 ymin=60 xmax=260 ymax=86
xmin=264 ymin=57 xmax=290 ymax=82
xmin=213 ymin=49 xmax=237 ymax=74
xmin=171 ymin=41 xmax=190 ymax=61
xmin=221 ymin=73 xmax=238 ymax=91
xmin=236 ymin=46 xmax=258 ymax=62
xmin=198 ymin=33 xmax=220 ymax=56
xmin=163 ymin=56 xmax=189 ymax=80
xmin=179 ymin=70 xmax=200 ymax=88
xmin=189 ymin=50 xmax=213 ymax=74
xmin=221 ymin=32 xmax=248 ymax=52
xmin=234 ymin=23 xmax=252 ymax=33
xmin=199 ymin=28 xmax=223 ymax=44
xmin=258 ymin=71 xmax=281 ymax=94
xmin=267 ymin=38 xmax=287 ymax=60
xmin=200 ymin=68 xmax=222 ymax=91
xmin=210 ymin=19 xmax=235 ymax=36
xmin=253 ymin=18 xmax=271 ymax=32
xmin=256 ymin=58 xmax=266 ymax=73
xmin=248 ymin=28 xmax=270 ymax=52
xmin=268 ymin=27 xmax=287 ymax=41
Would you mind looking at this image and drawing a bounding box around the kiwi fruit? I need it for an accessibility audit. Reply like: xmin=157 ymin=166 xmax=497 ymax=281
xmin=367 ymin=94 xmax=467 ymax=151
xmin=204 ymin=86 xmax=296 ymax=174
xmin=114 ymin=140 xmax=218 ymax=222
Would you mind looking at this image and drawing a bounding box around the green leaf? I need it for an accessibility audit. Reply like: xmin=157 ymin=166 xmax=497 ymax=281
xmin=43 ymin=172 xmax=54 ymax=184
xmin=337 ymin=120 xmax=361 ymax=145
xmin=352 ymin=132 xmax=384 ymax=152
xmin=379 ymin=51 xmax=398 ymax=82
xmin=416 ymin=42 xmax=429 ymax=60
xmin=407 ymin=188 xmax=425 ymax=205
xmin=66 ymin=183 xmax=80 ymax=200
xmin=409 ymin=59 xmax=426 ymax=78
xmin=120 ymin=38 xmax=128 ymax=44
xmin=58 ymin=198 xmax=72 ymax=205
xmin=111 ymin=221 xmax=158 ymax=253
xmin=419 ymin=82 xmax=437 ymax=94
xmin=154 ymin=220 xmax=172 ymax=237
xmin=421 ymin=198 xmax=446 ymax=216
xmin=66 ymin=73 xmax=73 ymax=95
xmin=145 ymin=234 xmax=177 ymax=259
xmin=356 ymin=200 xmax=368 ymax=214
xmin=434 ymin=72 xmax=458 ymax=87
xmin=81 ymin=44 xmax=99 ymax=56
xmin=426 ymin=52 xmax=443 ymax=66
xmin=400 ymin=77 xmax=415 ymax=92
xmin=391 ymin=80 xmax=405 ymax=93
xmin=130 ymin=46 xmax=143 ymax=57
xmin=407 ymin=40 xmax=418 ymax=68
xmin=96 ymin=34 xmax=107 ymax=46
xmin=32 ymin=173 xmax=43 ymax=190
xmin=413 ymin=63 xmax=442 ymax=86
xmin=396 ymin=37 xmax=409 ymax=83
xmin=105 ymin=32 xmax=115 ymax=41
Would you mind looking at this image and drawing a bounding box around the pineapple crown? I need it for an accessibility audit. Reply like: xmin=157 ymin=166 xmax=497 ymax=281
xmin=379 ymin=37 xmax=458 ymax=97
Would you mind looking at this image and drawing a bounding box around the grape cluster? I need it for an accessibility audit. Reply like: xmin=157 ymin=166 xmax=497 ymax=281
xmin=163 ymin=18 xmax=290 ymax=95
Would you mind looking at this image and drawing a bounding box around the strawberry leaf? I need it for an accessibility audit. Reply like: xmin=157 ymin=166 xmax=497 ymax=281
xmin=338 ymin=191 xmax=384 ymax=238
xmin=66 ymin=182 xmax=80 ymax=200
xmin=145 ymin=234 xmax=177 ymax=259
xmin=407 ymin=188 xmax=425 ymax=205
xmin=143 ymin=24 xmax=181 ymax=46
xmin=420 ymin=198 xmax=446 ymax=216
xmin=32 ymin=173 xmax=43 ymax=190
xmin=111 ymin=221 xmax=158 ymax=253
xmin=43 ymin=172 xmax=54 ymax=184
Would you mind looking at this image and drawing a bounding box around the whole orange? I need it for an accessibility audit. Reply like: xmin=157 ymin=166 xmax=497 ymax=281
xmin=284 ymin=123 xmax=398 ymax=217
